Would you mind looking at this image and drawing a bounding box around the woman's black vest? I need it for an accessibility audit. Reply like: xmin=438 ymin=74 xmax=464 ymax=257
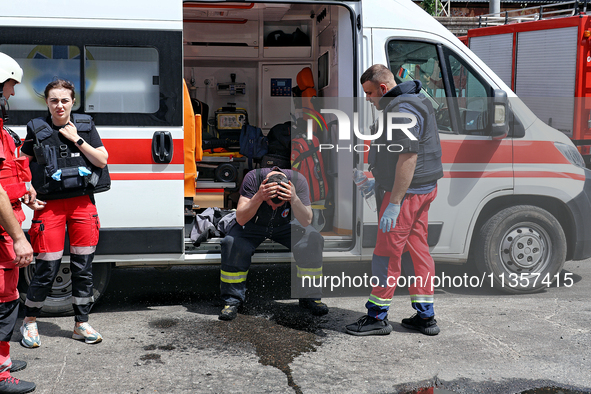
xmin=369 ymin=91 xmax=443 ymax=191
xmin=27 ymin=114 xmax=110 ymax=200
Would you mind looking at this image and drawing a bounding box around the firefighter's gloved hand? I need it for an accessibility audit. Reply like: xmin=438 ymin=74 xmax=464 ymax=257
xmin=380 ymin=203 xmax=400 ymax=233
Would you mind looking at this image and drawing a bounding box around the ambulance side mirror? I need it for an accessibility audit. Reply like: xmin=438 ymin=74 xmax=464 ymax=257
xmin=490 ymin=89 xmax=509 ymax=140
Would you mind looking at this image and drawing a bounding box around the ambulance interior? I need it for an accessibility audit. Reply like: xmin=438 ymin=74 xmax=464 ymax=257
xmin=182 ymin=2 xmax=357 ymax=251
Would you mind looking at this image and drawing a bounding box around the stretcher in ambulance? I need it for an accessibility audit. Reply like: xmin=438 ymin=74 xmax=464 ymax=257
xmin=1 ymin=0 xmax=591 ymax=315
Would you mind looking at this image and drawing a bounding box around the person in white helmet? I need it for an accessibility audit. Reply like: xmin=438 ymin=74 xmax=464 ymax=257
xmin=0 ymin=52 xmax=39 ymax=394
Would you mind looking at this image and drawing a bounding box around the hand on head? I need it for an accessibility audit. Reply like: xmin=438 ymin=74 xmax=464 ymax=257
xmin=261 ymin=171 xmax=291 ymax=208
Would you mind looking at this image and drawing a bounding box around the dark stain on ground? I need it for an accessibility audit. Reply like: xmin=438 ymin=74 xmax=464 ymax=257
xmin=139 ymin=344 xmax=176 ymax=366
xmin=142 ymin=343 xmax=176 ymax=351
xmin=164 ymin=299 xmax=326 ymax=394
xmin=393 ymin=377 xmax=591 ymax=394
xmin=399 ymin=388 xmax=591 ymax=394
xmin=139 ymin=353 xmax=164 ymax=364
xmin=520 ymin=388 xmax=591 ymax=394
xmin=109 ymin=267 xmax=326 ymax=392
xmin=149 ymin=318 xmax=178 ymax=329
xmin=201 ymin=313 xmax=321 ymax=394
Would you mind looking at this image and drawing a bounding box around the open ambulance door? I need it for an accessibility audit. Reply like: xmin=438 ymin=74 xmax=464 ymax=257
xmin=182 ymin=0 xmax=363 ymax=262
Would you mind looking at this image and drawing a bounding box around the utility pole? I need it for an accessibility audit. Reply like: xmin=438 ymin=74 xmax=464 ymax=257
xmin=489 ymin=0 xmax=501 ymax=15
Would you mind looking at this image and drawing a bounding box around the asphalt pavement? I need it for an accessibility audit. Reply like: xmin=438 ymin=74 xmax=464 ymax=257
xmin=8 ymin=260 xmax=591 ymax=394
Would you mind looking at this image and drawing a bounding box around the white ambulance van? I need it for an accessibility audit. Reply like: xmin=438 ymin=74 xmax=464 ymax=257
xmin=1 ymin=0 xmax=590 ymax=314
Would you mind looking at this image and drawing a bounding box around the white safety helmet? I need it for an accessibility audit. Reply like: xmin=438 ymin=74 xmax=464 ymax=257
xmin=0 ymin=52 xmax=23 ymax=84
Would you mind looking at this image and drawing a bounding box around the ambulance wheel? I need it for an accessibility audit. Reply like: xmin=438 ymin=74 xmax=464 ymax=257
xmin=18 ymin=262 xmax=112 ymax=316
xmin=474 ymin=205 xmax=566 ymax=294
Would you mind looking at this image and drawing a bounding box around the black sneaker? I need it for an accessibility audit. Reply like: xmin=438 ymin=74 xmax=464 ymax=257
xmin=0 ymin=376 xmax=36 ymax=393
xmin=401 ymin=313 xmax=440 ymax=336
xmin=219 ymin=305 xmax=239 ymax=321
xmin=345 ymin=315 xmax=393 ymax=336
xmin=9 ymin=360 xmax=26 ymax=373
xmin=298 ymin=298 xmax=329 ymax=316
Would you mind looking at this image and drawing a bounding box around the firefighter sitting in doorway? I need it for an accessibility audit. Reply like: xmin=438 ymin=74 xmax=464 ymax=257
xmin=219 ymin=167 xmax=328 ymax=320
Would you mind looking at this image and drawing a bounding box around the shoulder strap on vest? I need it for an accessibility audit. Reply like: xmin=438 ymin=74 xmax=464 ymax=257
xmin=28 ymin=117 xmax=54 ymax=144
xmin=71 ymin=114 xmax=92 ymax=132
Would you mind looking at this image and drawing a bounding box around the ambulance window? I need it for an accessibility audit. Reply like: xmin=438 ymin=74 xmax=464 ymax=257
xmin=386 ymin=41 xmax=451 ymax=132
xmin=387 ymin=40 xmax=496 ymax=135
xmin=443 ymin=48 xmax=492 ymax=134
xmin=84 ymin=46 xmax=159 ymax=113
xmin=0 ymin=44 xmax=82 ymax=112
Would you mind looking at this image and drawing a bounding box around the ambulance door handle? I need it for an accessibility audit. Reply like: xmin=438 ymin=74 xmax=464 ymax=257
xmin=152 ymin=131 xmax=174 ymax=164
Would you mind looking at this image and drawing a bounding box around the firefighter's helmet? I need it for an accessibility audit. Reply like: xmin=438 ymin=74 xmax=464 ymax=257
xmin=0 ymin=52 xmax=23 ymax=84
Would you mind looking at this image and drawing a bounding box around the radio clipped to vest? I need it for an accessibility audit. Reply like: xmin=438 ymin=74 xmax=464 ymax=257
xmin=27 ymin=114 xmax=110 ymax=199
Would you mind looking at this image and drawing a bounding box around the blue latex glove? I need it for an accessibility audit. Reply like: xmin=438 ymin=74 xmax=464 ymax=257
xmin=360 ymin=178 xmax=375 ymax=195
xmin=78 ymin=166 xmax=92 ymax=176
xmin=380 ymin=203 xmax=401 ymax=233
xmin=51 ymin=169 xmax=62 ymax=181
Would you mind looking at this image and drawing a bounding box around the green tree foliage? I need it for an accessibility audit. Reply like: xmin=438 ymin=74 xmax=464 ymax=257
xmin=421 ymin=0 xmax=438 ymax=15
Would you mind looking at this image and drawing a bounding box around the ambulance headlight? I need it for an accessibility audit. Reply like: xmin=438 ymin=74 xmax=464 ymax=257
xmin=555 ymin=142 xmax=585 ymax=168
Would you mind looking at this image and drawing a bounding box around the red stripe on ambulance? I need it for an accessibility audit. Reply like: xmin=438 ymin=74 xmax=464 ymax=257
xmin=443 ymin=171 xmax=513 ymax=178
xmin=441 ymin=140 xmax=569 ymax=165
xmin=443 ymin=170 xmax=584 ymax=181
xmin=102 ymin=139 xmax=184 ymax=165
xmin=110 ymin=173 xmax=184 ymax=181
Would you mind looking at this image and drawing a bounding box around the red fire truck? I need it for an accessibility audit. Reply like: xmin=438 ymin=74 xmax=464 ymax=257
xmin=463 ymin=1 xmax=591 ymax=165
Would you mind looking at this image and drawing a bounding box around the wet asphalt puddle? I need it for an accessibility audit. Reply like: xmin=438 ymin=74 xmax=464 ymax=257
xmin=142 ymin=306 xmax=326 ymax=394
xmin=137 ymin=315 xmax=591 ymax=394
xmin=410 ymin=389 xmax=588 ymax=394
xmin=134 ymin=318 xmax=180 ymax=366
xmin=139 ymin=343 xmax=177 ymax=365
xmin=394 ymin=380 xmax=591 ymax=394
xmin=201 ymin=314 xmax=321 ymax=393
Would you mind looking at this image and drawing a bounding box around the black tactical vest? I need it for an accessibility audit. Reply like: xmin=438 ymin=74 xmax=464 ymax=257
xmin=369 ymin=93 xmax=443 ymax=191
xmin=27 ymin=114 xmax=110 ymax=200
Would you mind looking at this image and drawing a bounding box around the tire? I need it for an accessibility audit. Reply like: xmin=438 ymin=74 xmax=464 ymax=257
xmin=474 ymin=205 xmax=566 ymax=294
xmin=18 ymin=262 xmax=113 ymax=316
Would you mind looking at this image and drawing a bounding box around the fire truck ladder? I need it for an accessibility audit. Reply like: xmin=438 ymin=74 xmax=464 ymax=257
xmin=477 ymin=0 xmax=589 ymax=27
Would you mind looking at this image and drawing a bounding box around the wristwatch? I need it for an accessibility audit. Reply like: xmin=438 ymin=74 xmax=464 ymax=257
xmin=76 ymin=138 xmax=85 ymax=146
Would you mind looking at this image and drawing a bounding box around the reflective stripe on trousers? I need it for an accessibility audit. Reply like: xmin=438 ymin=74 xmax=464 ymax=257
xmin=220 ymin=270 xmax=248 ymax=284
xmin=366 ymin=189 xmax=437 ymax=320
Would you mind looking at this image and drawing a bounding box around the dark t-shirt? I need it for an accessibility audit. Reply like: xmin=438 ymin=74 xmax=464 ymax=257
xmin=21 ymin=116 xmax=104 ymax=157
xmin=240 ymin=168 xmax=312 ymax=206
